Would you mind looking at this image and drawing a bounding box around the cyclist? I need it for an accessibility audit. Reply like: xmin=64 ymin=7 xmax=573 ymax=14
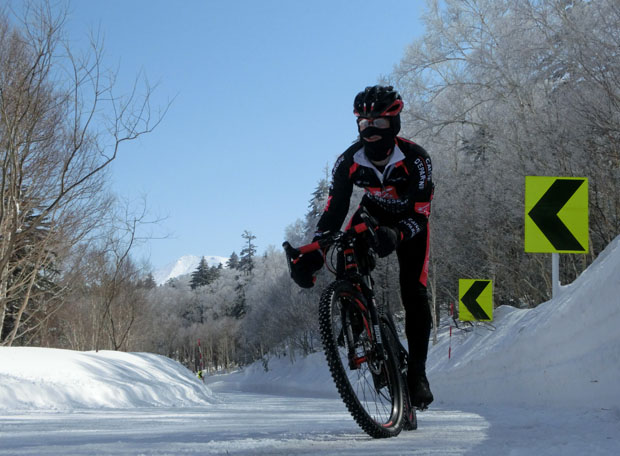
xmin=290 ymin=85 xmax=434 ymax=409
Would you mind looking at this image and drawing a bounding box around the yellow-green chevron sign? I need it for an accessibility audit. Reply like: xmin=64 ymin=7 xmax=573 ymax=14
xmin=459 ymin=279 xmax=493 ymax=322
xmin=525 ymin=176 xmax=588 ymax=253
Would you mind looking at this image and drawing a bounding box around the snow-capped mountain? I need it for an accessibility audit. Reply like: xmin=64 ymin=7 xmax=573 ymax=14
xmin=153 ymin=254 xmax=228 ymax=285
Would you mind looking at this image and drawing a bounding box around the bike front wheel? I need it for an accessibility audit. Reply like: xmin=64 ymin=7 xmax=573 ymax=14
xmin=319 ymin=280 xmax=405 ymax=438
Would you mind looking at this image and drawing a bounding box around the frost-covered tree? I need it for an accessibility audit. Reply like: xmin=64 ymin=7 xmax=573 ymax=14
xmin=390 ymin=0 xmax=620 ymax=308
xmin=239 ymin=231 xmax=257 ymax=275
xmin=241 ymin=246 xmax=320 ymax=362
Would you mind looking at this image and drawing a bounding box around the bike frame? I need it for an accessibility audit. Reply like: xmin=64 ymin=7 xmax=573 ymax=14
xmin=284 ymin=215 xmax=386 ymax=363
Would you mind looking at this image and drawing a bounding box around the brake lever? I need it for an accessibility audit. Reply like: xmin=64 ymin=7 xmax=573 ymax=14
xmin=359 ymin=212 xmax=378 ymax=245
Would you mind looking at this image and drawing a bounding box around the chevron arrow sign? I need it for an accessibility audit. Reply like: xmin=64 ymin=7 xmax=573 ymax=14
xmin=525 ymin=176 xmax=588 ymax=253
xmin=459 ymin=279 xmax=493 ymax=322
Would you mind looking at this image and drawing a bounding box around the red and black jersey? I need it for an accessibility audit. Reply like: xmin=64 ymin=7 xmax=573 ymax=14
xmin=316 ymin=137 xmax=433 ymax=241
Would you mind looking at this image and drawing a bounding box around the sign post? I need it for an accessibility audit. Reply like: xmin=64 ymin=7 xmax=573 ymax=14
xmin=525 ymin=176 xmax=588 ymax=298
xmin=552 ymin=252 xmax=560 ymax=298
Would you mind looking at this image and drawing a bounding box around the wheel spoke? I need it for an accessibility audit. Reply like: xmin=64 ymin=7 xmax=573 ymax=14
xmin=333 ymin=295 xmax=395 ymax=424
xmin=320 ymin=281 xmax=404 ymax=438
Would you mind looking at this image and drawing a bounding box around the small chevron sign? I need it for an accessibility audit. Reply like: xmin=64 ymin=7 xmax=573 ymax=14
xmin=459 ymin=279 xmax=493 ymax=322
xmin=525 ymin=176 xmax=588 ymax=253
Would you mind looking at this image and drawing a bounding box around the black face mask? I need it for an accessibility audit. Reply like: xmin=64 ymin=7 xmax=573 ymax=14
xmin=360 ymin=126 xmax=395 ymax=162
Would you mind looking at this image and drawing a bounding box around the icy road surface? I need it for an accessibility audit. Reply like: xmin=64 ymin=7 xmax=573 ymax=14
xmin=1 ymin=389 xmax=617 ymax=455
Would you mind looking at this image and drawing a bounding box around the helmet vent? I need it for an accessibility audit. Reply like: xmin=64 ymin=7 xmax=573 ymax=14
xmin=354 ymin=85 xmax=403 ymax=118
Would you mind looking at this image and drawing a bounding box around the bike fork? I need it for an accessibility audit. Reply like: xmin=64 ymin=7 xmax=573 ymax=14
xmin=360 ymin=274 xmax=386 ymax=363
xmin=367 ymin=300 xmax=385 ymax=361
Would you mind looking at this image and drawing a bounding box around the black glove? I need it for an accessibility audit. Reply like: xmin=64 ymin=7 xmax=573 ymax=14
xmin=374 ymin=226 xmax=400 ymax=258
xmin=289 ymin=250 xmax=324 ymax=288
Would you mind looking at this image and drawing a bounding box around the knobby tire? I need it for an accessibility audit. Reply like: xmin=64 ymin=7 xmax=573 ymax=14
xmin=382 ymin=314 xmax=418 ymax=431
xmin=319 ymin=280 xmax=405 ymax=438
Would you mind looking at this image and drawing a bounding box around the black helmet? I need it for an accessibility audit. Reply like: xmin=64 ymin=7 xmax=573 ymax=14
xmin=353 ymin=85 xmax=403 ymax=118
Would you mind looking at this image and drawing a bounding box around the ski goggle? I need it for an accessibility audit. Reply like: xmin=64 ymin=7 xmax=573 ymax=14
xmin=357 ymin=117 xmax=390 ymax=131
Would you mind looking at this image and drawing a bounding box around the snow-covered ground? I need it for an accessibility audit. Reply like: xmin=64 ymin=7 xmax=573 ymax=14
xmin=1 ymin=236 xmax=619 ymax=455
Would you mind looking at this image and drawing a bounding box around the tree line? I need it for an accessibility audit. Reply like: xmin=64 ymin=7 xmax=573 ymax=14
xmin=389 ymin=0 xmax=619 ymax=316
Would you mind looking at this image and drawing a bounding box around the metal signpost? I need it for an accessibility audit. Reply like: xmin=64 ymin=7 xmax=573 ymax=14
xmin=525 ymin=176 xmax=589 ymax=298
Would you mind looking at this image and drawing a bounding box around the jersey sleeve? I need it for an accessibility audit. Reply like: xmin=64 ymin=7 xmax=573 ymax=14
xmin=397 ymin=147 xmax=433 ymax=241
xmin=315 ymin=153 xmax=353 ymax=238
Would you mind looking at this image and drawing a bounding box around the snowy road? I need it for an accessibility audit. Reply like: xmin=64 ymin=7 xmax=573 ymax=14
xmin=1 ymin=388 xmax=617 ymax=455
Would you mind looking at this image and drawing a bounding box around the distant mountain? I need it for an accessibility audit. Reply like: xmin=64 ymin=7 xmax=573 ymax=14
xmin=153 ymin=255 xmax=228 ymax=285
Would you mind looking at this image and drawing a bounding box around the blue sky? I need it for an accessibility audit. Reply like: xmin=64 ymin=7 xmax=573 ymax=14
xmin=61 ymin=0 xmax=425 ymax=270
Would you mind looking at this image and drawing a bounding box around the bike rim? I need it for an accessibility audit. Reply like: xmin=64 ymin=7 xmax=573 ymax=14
xmin=332 ymin=292 xmax=399 ymax=427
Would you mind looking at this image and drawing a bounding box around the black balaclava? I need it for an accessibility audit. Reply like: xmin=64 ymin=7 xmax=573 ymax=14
xmin=359 ymin=114 xmax=400 ymax=162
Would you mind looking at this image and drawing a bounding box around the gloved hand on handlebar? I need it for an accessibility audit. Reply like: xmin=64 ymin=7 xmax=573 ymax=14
xmin=373 ymin=226 xmax=401 ymax=258
xmin=289 ymin=250 xmax=324 ymax=288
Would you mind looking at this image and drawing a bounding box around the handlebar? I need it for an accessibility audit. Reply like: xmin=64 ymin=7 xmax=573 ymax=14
xmin=283 ymin=211 xmax=379 ymax=262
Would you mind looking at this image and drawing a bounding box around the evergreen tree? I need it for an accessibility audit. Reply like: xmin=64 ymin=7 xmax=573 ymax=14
xmin=460 ymin=126 xmax=493 ymax=163
xmin=139 ymin=273 xmax=157 ymax=289
xmin=208 ymin=264 xmax=221 ymax=282
xmin=226 ymin=252 xmax=240 ymax=270
xmin=304 ymin=171 xmax=330 ymax=240
xmin=239 ymin=231 xmax=257 ymax=275
xmin=190 ymin=257 xmax=211 ymax=289
xmin=1 ymin=208 xmax=60 ymax=345
xmin=228 ymin=281 xmax=247 ymax=319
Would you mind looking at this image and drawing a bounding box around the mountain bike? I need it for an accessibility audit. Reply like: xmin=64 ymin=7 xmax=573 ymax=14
xmin=283 ymin=210 xmax=416 ymax=438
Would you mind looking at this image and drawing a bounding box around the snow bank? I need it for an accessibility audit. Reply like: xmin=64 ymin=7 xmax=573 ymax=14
xmin=428 ymin=235 xmax=620 ymax=410
xmin=0 ymin=348 xmax=216 ymax=411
